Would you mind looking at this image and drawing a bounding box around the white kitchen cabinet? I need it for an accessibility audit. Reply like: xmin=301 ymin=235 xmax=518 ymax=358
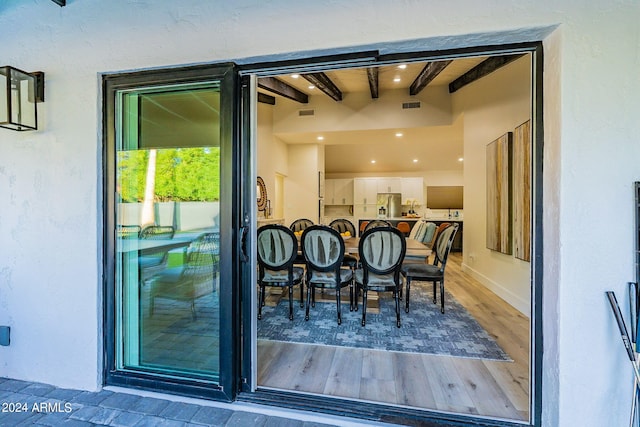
xmin=376 ymin=178 xmax=401 ymax=193
xmin=353 ymin=178 xmax=378 ymax=205
xmin=325 ymin=179 xmax=353 ymax=205
xmin=401 ymin=177 xmax=424 ymax=205
xmin=353 ymin=204 xmax=378 ymax=219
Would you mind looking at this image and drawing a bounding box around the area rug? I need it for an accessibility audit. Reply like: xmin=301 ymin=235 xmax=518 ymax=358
xmin=257 ymin=282 xmax=511 ymax=361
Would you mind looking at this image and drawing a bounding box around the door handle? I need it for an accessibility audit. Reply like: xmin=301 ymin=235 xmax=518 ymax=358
xmin=238 ymin=226 xmax=249 ymax=263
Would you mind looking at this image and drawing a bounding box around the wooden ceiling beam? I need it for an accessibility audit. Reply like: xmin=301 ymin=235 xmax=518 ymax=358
xmin=257 ymin=92 xmax=276 ymax=105
xmin=51 ymin=0 xmax=66 ymax=6
xmin=449 ymin=54 xmax=525 ymax=93
xmin=367 ymin=67 xmax=379 ymax=99
xmin=302 ymin=72 xmax=343 ymax=101
xmin=258 ymin=77 xmax=308 ymax=104
xmin=409 ymin=60 xmax=452 ymax=96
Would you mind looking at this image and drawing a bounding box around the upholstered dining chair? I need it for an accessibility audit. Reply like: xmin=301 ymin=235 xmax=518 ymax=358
xmin=329 ymin=218 xmax=358 ymax=270
xmin=289 ymin=218 xmax=314 ymax=233
xmin=364 ymin=219 xmax=392 ymax=232
xmin=401 ymin=223 xmax=459 ymax=314
xmin=301 ymin=225 xmax=354 ymax=325
xmin=139 ymin=225 xmax=175 ymax=284
xmin=149 ymin=232 xmax=218 ymax=320
xmin=257 ymin=224 xmax=304 ymax=321
xmin=355 ymin=226 xmax=406 ymax=328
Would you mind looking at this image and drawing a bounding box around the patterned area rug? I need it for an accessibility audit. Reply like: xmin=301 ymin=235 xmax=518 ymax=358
xmin=257 ymin=282 xmax=511 ymax=361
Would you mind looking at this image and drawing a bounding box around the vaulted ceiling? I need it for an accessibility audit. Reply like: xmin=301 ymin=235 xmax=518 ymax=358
xmin=258 ymin=54 xmax=525 ymax=174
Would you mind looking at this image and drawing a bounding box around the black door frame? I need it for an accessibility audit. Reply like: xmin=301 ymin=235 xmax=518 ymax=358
xmin=102 ymin=63 xmax=241 ymax=401
xmin=237 ymin=41 xmax=544 ymax=427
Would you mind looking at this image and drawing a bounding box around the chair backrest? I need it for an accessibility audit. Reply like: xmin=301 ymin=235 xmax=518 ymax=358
xmin=433 ymin=223 xmax=459 ymax=271
xmin=289 ymin=218 xmax=314 ymax=233
xmin=117 ymin=225 xmax=141 ymax=239
xmin=364 ymin=219 xmax=391 ymax=231
xmin=140 ymin=225 xmax=175 ymax=239
xmin=329 ymin=218 xmax=356 ymax=237
xmin=185 ymin=232 xmax=218 ymax=275
xmin=257 ymin=224 xmax=298 ymax=271
xmin=428 ymin=222 xmax=450 ymax=248
xmin=358 ymin=226 xmax=406 ymax=277
xmin=396 ymin=221 xmax=411 ymax=235
xmin=301 ymin=225 xmax=345 ymax=273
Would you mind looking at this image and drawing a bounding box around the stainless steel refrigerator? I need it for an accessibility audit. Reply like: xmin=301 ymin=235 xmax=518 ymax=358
xmin=376 ymin=193 xmax=402 ymax=218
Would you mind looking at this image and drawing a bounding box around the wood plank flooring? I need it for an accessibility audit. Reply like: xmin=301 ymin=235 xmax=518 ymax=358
xmin=257 ymin=252 xmax=531 ymax=421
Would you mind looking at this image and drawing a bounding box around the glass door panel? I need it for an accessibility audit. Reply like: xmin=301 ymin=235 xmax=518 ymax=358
xmin=114 ymin=82 xmax=223 ymax=380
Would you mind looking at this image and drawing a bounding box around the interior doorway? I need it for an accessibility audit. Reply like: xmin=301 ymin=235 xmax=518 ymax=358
xmin=250 ymin=48 xmax=537 ymax=424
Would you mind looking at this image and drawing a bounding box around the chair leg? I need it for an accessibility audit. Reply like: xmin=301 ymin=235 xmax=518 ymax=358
xmin=305 ymin=283 xmax=312 ymax=321
xmin=354 ymin=281 xmax=359 ymax=312
xmin=258 ymin=286 xmax=263 ymax=320
xmin=349 ymin=282 xmax=354 ymax=312
xmin=336 ymin=288 xmax=342 ymax=325
xmin=433 ymin=281 xmax=437 ymax=304
xmin=312 ymin=287 xmax=316 ymax=307
xmin=361 ymin=288 xmax=368 ymax=326
xmin=405 ymin=277 xmax=412 ymax=313
xmin=440 ymin=280 xmax=445 ymax=314
xmin=299 ymin=280 xmax=305 ymax=308
xmin=288 ymin=286 xmax=294 ymax=320
xmin=395 ymin=288 xmax=401 ymax=328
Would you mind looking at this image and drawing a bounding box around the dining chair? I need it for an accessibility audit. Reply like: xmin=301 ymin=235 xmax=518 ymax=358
xmin=149 ymin=232 xmax=218 ymax=320
xmin=139 ymin=225 xmax=176 ymax=284
xmin=117 ymin=224 xmax=141 ymax=239
xmin=364 ymin=219 xmax=392 ymax=232
xmin=289 ymin=218 xmax=314 ymax=233
xmin=401 ymin=223 xmax=459 ymax=314
xmin=301 ymin=226 xmax=354 ymax=325
xmin=257 ymin=224 xmax=304 ymax=320
xmin=355 ymin=226 xmax=406 ymax=328
xmin=396 ymin=221 xmax=411 ymax=236
xmin=329 ymin=219 xmax=358 ymax=270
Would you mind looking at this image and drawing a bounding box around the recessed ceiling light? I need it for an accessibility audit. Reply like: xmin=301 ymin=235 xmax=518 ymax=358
xmin=291 ymin=74 xmax=300 ymax=79
xmin=458 ymin=157 xmax=464 ymax=162
xmin=317 ymin=136 xmax=324 ymax=141
xmin=413 ymin=159 xmax=418 ymax=163
xmin=398 ymin=64 xmax=407 ymax=69
xmin=371 ymin=160 xmax=376 ymax=164
xmin=308 ymin=85 xmax=315 ymax=89
xmin=393 ymin=77 xmax=401 ymax=83
xmin=395 ymin=132 xmax=403 ymax=137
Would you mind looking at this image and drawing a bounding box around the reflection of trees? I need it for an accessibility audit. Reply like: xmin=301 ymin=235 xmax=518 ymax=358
xmin=117 ymin=147 xmax=220 ymax=203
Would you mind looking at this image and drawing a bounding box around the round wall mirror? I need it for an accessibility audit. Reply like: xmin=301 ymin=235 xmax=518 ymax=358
xmin=257 ymin=176 xmax=267 ymax=211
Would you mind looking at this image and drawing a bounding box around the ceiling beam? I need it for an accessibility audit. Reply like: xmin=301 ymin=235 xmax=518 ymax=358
xmin=51 ymin=0 xmax=66 ymax=6
xmin=257 ymin=92 xmax=276 ymax=105
xmin=449 ymin=54 xmax=525 ymax=93
xmin=258 ymin=77 xmax=308 ymax=104
xmin=409 ymin=60 xmax=452 ymax=96
xmin=302 ymin=72 xmax=343 ymax=101
xmin=367 ymin=67 xmax=379 ymax=99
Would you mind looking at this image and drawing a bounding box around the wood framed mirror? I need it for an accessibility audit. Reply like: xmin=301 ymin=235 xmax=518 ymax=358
xmin=257 ymin=176 xmax=268 ymax=212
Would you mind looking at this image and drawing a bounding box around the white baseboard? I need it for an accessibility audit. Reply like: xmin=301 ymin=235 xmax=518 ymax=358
xmin=460 ymin=263 xmax=530 ymax=317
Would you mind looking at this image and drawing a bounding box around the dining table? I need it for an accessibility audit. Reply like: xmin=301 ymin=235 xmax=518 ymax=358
xmin=342 ymin=236 xmax=432 ymax=258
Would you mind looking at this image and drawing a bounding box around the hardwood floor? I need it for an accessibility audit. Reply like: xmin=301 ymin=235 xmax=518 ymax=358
xmin=257 ymin=252 xmax=531 ymax=421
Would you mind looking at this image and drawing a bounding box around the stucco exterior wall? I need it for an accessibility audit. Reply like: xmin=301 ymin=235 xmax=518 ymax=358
xmin=0 ymin=1 xmax=639 ymax=426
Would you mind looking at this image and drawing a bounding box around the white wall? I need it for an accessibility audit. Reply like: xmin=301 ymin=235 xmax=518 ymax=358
xmin=454 ymin=56 xmax=532 ymax=315
xmin=257 ymin=102 xmax=288 ymax=218
xmin=0 ymin=1 xmax=639 ymax=426
xmin=285 ymin=144 xmax=322 ymax=226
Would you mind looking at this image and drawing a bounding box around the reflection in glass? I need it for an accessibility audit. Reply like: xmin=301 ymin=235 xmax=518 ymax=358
xmin=114 ymin=82 xmax=221 ymax=380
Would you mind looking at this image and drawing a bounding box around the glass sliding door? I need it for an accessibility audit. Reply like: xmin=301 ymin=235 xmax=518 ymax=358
xmin=104 ymin=65 xmax=239 ymax=399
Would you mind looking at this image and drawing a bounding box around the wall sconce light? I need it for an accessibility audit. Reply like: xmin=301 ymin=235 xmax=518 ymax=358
xmin=0 ymin=66 xmax=45 ymax=131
